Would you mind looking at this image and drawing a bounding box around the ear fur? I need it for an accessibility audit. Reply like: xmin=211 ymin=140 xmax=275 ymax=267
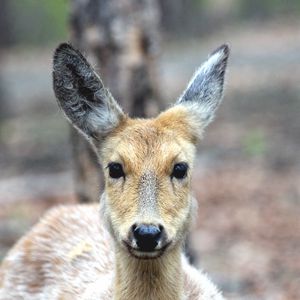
xmin=53 ymin=43 xmax=124 ymax=141
xmin=177 ymin=44 xmax=230 ymax=130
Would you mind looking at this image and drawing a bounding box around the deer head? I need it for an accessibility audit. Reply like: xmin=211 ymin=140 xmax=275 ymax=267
xmin=53 ymin=43 xmax=229 ymax=259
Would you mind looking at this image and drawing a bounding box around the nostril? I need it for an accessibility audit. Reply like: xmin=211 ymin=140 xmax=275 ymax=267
xmin=133 ymin=224 xmax=163 ymax=252
xmin=133 ymin=225 xmax=160 ymax=238
xmin=131 ymin=224 xmax=137 ymax=232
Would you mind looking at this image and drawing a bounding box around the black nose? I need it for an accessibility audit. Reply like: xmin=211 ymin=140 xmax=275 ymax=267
xmin=133 ymin=224 xmax=163 ymax=252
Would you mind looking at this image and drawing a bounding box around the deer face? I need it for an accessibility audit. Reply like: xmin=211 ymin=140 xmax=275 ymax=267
xmin=53 ymin=43 xmax=229 ymax=258
xmin=99 ymin=113 xmax=197 ymax=258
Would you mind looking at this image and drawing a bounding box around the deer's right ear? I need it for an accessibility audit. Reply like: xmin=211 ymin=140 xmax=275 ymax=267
xmin=53 ymin=43 xmax=125 ymax=141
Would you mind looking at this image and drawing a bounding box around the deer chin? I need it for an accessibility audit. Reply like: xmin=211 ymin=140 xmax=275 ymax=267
xmin=122 ymin=240 xmax=172 ymax=259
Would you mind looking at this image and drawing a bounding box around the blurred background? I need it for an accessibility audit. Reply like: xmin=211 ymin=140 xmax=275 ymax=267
xmin=0 ymin=0 xmax=299 ymax=299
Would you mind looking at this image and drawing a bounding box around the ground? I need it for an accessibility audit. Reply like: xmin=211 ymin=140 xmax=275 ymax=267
xmin=0 ymin=19 xmax=299 ymax=299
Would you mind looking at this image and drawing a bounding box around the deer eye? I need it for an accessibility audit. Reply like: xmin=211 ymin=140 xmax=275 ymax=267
xmin=171 ymin=163 xmax=188 ymax=179
xmin=108 ymin=162 xmax=125 ymax=179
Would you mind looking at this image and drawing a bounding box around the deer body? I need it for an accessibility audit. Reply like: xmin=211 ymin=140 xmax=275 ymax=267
xmin=0 ymin=43 xmax=229 ymax=299
xmin=0 ymin=205 xmax=223 ymax=300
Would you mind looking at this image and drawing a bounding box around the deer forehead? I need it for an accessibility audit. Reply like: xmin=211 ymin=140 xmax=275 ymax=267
xmin=100 ymin=108 xmax=197 ymax=174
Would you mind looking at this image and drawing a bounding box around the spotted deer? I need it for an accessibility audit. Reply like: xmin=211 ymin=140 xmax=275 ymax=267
xmin=0 ymin=43 xmax=229 ymax=299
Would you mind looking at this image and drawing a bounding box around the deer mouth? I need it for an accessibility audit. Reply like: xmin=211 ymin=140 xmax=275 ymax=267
xmin=122 ymin=240 xmax=171 ymax=259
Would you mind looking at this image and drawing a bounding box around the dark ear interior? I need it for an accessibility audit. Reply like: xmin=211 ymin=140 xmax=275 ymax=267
xmin=53 ymin=43 xmax=104 ymax=136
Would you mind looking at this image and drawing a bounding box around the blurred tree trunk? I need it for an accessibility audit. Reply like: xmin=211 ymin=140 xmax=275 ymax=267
xmin=69 ymin=0 xmax=162 ymax=203
xmin=0 ymin=0 xmax=13 ymax=124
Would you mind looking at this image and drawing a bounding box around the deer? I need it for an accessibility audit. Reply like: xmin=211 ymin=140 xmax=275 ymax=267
xmin=0 ymin=43 xmax=229 ymax=300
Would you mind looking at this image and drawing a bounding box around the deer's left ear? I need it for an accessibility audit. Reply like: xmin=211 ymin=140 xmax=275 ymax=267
xmin=176 ymin=44 xmax=230 ymax=130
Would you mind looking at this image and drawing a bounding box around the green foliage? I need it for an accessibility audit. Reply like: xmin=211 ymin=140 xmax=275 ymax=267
xmin=237 ymin=0 xmax=300 ymax=18
xmin=242 ymin=130 xmax=266 ymax=157
xmin=9 ymin=0 xmax=68 ymax=46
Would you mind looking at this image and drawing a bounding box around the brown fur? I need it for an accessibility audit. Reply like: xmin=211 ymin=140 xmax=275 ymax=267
xmin=0 ymin=205 xmax=223 ymax=300
xmin=0 ymin=108 xmax=223 ymax=299
xmin=0 ymin=43 xmax=229 ymax=299
xmin=99 ymin=107 xmax=196 ymax=241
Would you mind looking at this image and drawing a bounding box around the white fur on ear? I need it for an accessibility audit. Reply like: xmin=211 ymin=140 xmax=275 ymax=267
xmin=177 ymin=44 xmax=230 ymax=128
xmin=87 ymin=89 xmax=124 ymax=137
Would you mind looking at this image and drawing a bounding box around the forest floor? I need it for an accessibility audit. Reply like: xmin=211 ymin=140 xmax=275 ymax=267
xmin=0 ymin=19 xmax=300 ymax=299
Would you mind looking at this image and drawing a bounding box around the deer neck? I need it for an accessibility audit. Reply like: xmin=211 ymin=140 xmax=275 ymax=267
xmin=113 ymin=244 xmax=184 ymax=300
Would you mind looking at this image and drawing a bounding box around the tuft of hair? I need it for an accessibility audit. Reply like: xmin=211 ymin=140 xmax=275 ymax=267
xmin=52 ymin=43 xmax=124 ymax=141
xmin=177 ymin=44 xmax=230 ymax=130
